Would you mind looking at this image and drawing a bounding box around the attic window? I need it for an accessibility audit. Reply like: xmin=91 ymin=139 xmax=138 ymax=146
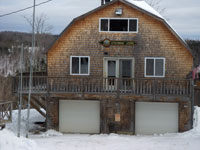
xmin=100 ymin=18 xmax=138 ymax=32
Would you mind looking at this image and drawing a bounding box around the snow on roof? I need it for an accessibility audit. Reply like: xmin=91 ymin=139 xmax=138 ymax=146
xmin=125 ymin=0 xmax=187 ymax=44
xmin=125 ymin=0 xmax=164 ymax=19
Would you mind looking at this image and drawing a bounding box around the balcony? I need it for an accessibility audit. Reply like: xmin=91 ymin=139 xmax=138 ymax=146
xmin=12 ymin=76 xmax=193 ymax=98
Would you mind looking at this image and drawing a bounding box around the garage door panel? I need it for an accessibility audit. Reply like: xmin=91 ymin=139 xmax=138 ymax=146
xmin=59 ymin=100 xmax=100 ymax=133
xmin=135 ymin=102 xmax=178 ymax=135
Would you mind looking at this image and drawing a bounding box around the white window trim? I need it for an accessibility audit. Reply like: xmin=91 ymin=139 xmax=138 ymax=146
xmin=144 ymin=57 xmax=165 ymax=78
xmin=103 ymin=57 xmax=135 ymax=78
xmin=99 ymin=18 xmax=138 ymax=33
xmin=70 ymin=56 xmax=90 ymax=75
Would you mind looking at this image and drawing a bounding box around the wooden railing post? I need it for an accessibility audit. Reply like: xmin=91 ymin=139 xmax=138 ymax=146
xmin=81 ymin=78 xmax=84 ymax=97
xmin=117 ymin=78 xmax=120 ymax=98
xmin=153 ymin=79 xmax=156 ymax=100
xmin=10 ymin=102 xmax=12 ymax=120
xmin=46 ymin=76 xmax=49 ymax=93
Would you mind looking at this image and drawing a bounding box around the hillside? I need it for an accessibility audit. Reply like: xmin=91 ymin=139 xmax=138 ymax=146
xmin=0 ymin=31 xmax=58 ymax=76
xmin=186 ymin=40 xmax=200 ymax=66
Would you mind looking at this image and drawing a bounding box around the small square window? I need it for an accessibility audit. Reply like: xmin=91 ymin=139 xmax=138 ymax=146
xmin=145 ymin=57 xmax=165 ymax=77
xmin=70 ymin=56 xmax=90 ymax=75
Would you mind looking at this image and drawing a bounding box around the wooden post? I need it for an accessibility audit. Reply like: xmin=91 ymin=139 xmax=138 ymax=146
xmin=130 ymin=100 xmax=134 ymax=134
xmin=81 ymin=78 xmax=84 ymax=99
xmin=153 ymin=79 xmax=156 ymax=100
xmin=190 ymin=79 xmax=194 ymax=128
xmin=116 ymin=78 xmax=120 ymax=99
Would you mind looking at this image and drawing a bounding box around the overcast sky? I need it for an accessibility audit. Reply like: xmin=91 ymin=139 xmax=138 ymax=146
xmin=0 ymin=0 xmax=199 ymax=40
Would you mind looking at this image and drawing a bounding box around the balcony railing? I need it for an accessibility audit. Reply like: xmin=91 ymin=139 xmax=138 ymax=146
xmin=0 ymin=101 xmax=13 ymax=125
xmin=12 ymin=76 xmax=192 ymax=97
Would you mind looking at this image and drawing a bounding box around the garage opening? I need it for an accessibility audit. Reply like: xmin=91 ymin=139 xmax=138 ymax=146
xmin=59 ymin=100 xmax=100 ymax=134
xmin=135 ymin=102 xmax=178 ymax=135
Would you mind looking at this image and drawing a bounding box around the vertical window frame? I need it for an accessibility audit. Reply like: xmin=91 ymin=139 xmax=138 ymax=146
xmin=70 ymin=56 xmax=90 ymax=75
xmin=99 ymin=18 xmax=138 ymax=33
xmin=144 ymin=57 xmax=165 ymax=78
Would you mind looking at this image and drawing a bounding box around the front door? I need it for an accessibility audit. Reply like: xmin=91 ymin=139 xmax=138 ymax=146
xmin=107 ymin=60 xmax=117 ymax=90
xmin=104 ymin=57 xmax=134 ymax=91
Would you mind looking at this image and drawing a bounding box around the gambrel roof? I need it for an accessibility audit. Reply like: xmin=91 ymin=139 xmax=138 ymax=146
xmin=46 ymin=0 xmax=193 ymax=56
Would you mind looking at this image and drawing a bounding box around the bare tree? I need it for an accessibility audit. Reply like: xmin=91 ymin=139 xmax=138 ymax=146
xmin=23 ymin=13 xmax=53 ymax=72
xmin=23 ymin=13 xmax=53 ymax=34
xmin=138 ymin=0 xmax=166 ymax=14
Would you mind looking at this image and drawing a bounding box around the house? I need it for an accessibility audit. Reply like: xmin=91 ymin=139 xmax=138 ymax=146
xmin=13 ymin=0 xmax=194 ymax=135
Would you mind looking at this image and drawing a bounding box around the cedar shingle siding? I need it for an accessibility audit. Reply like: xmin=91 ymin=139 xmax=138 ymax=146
xmin=47 ymin=2 xmax=193 ymax=78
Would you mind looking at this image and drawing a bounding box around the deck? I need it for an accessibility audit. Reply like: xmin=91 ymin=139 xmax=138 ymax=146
xmin=12 ymin=76 xmax=193 ymax=99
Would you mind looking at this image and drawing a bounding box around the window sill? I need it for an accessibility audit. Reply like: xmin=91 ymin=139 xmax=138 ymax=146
xmin=70 ymin=74 xmax=90 ymax=76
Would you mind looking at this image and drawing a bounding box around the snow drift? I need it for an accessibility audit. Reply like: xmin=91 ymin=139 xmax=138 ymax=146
xmin=6 ymin=109 xmax=45 ymax=135
xmin=193 ymin=106 xmax=200 ymax=132
xmin=0 ymin=129 xmax=38 ymax=150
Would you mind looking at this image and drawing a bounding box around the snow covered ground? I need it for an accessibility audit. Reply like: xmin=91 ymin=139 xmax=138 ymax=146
xmin=1 ymin=107 xmax=200 ymax=150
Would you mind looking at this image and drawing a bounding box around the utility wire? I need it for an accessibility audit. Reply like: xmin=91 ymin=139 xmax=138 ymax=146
xmin=0 ymin=0 xmax=52 ymax=17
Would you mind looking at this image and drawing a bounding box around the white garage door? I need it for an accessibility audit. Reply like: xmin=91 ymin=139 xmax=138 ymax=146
xmin=59 ymin=100 xmax=100 ymax=133
xmin=135 ymin=102 xmax=178 ymax=135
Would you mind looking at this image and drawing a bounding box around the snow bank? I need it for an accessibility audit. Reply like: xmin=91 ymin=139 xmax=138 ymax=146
xmin=39 ymin=129 xmax=63 ymax=137
xmin=6 ymin=109 xmax=45 ymax=136
xmin=193 ymin=106 xmax=200 ymax=132
xmin=0 ymin=129 xmax=38 ymax=150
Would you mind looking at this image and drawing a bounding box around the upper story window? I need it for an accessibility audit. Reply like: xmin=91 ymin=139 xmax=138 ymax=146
xmin=70 ymin=56 xmax=90 ymax=75
xmin=145 ymin=57 xmax=165 ymax=77
xmin=99 ymin=18 xmax=138 ymax=33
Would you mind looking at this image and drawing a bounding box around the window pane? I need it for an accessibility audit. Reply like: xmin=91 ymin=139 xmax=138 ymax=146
xmin=129 ymin=19 xmax=137 ymax=32
xmin=146 ymin=59 xmax=154 ymax=76
xmin=81 ymin=57 xmax=88 ymax=74
xmin=110 ymin=19 xmax=128 ymax=31
xmin=120 ymin=60 xmax=132 ymax=78
xmin=101 ymin=19 xmax=108 ymax=31
xmin=155 ymin=59 xmax=164 ymax=76
xmin=108 ymin=61 xmax=116 ymax=77
xmin=72 ymin=57 xmax=79 ymax=74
